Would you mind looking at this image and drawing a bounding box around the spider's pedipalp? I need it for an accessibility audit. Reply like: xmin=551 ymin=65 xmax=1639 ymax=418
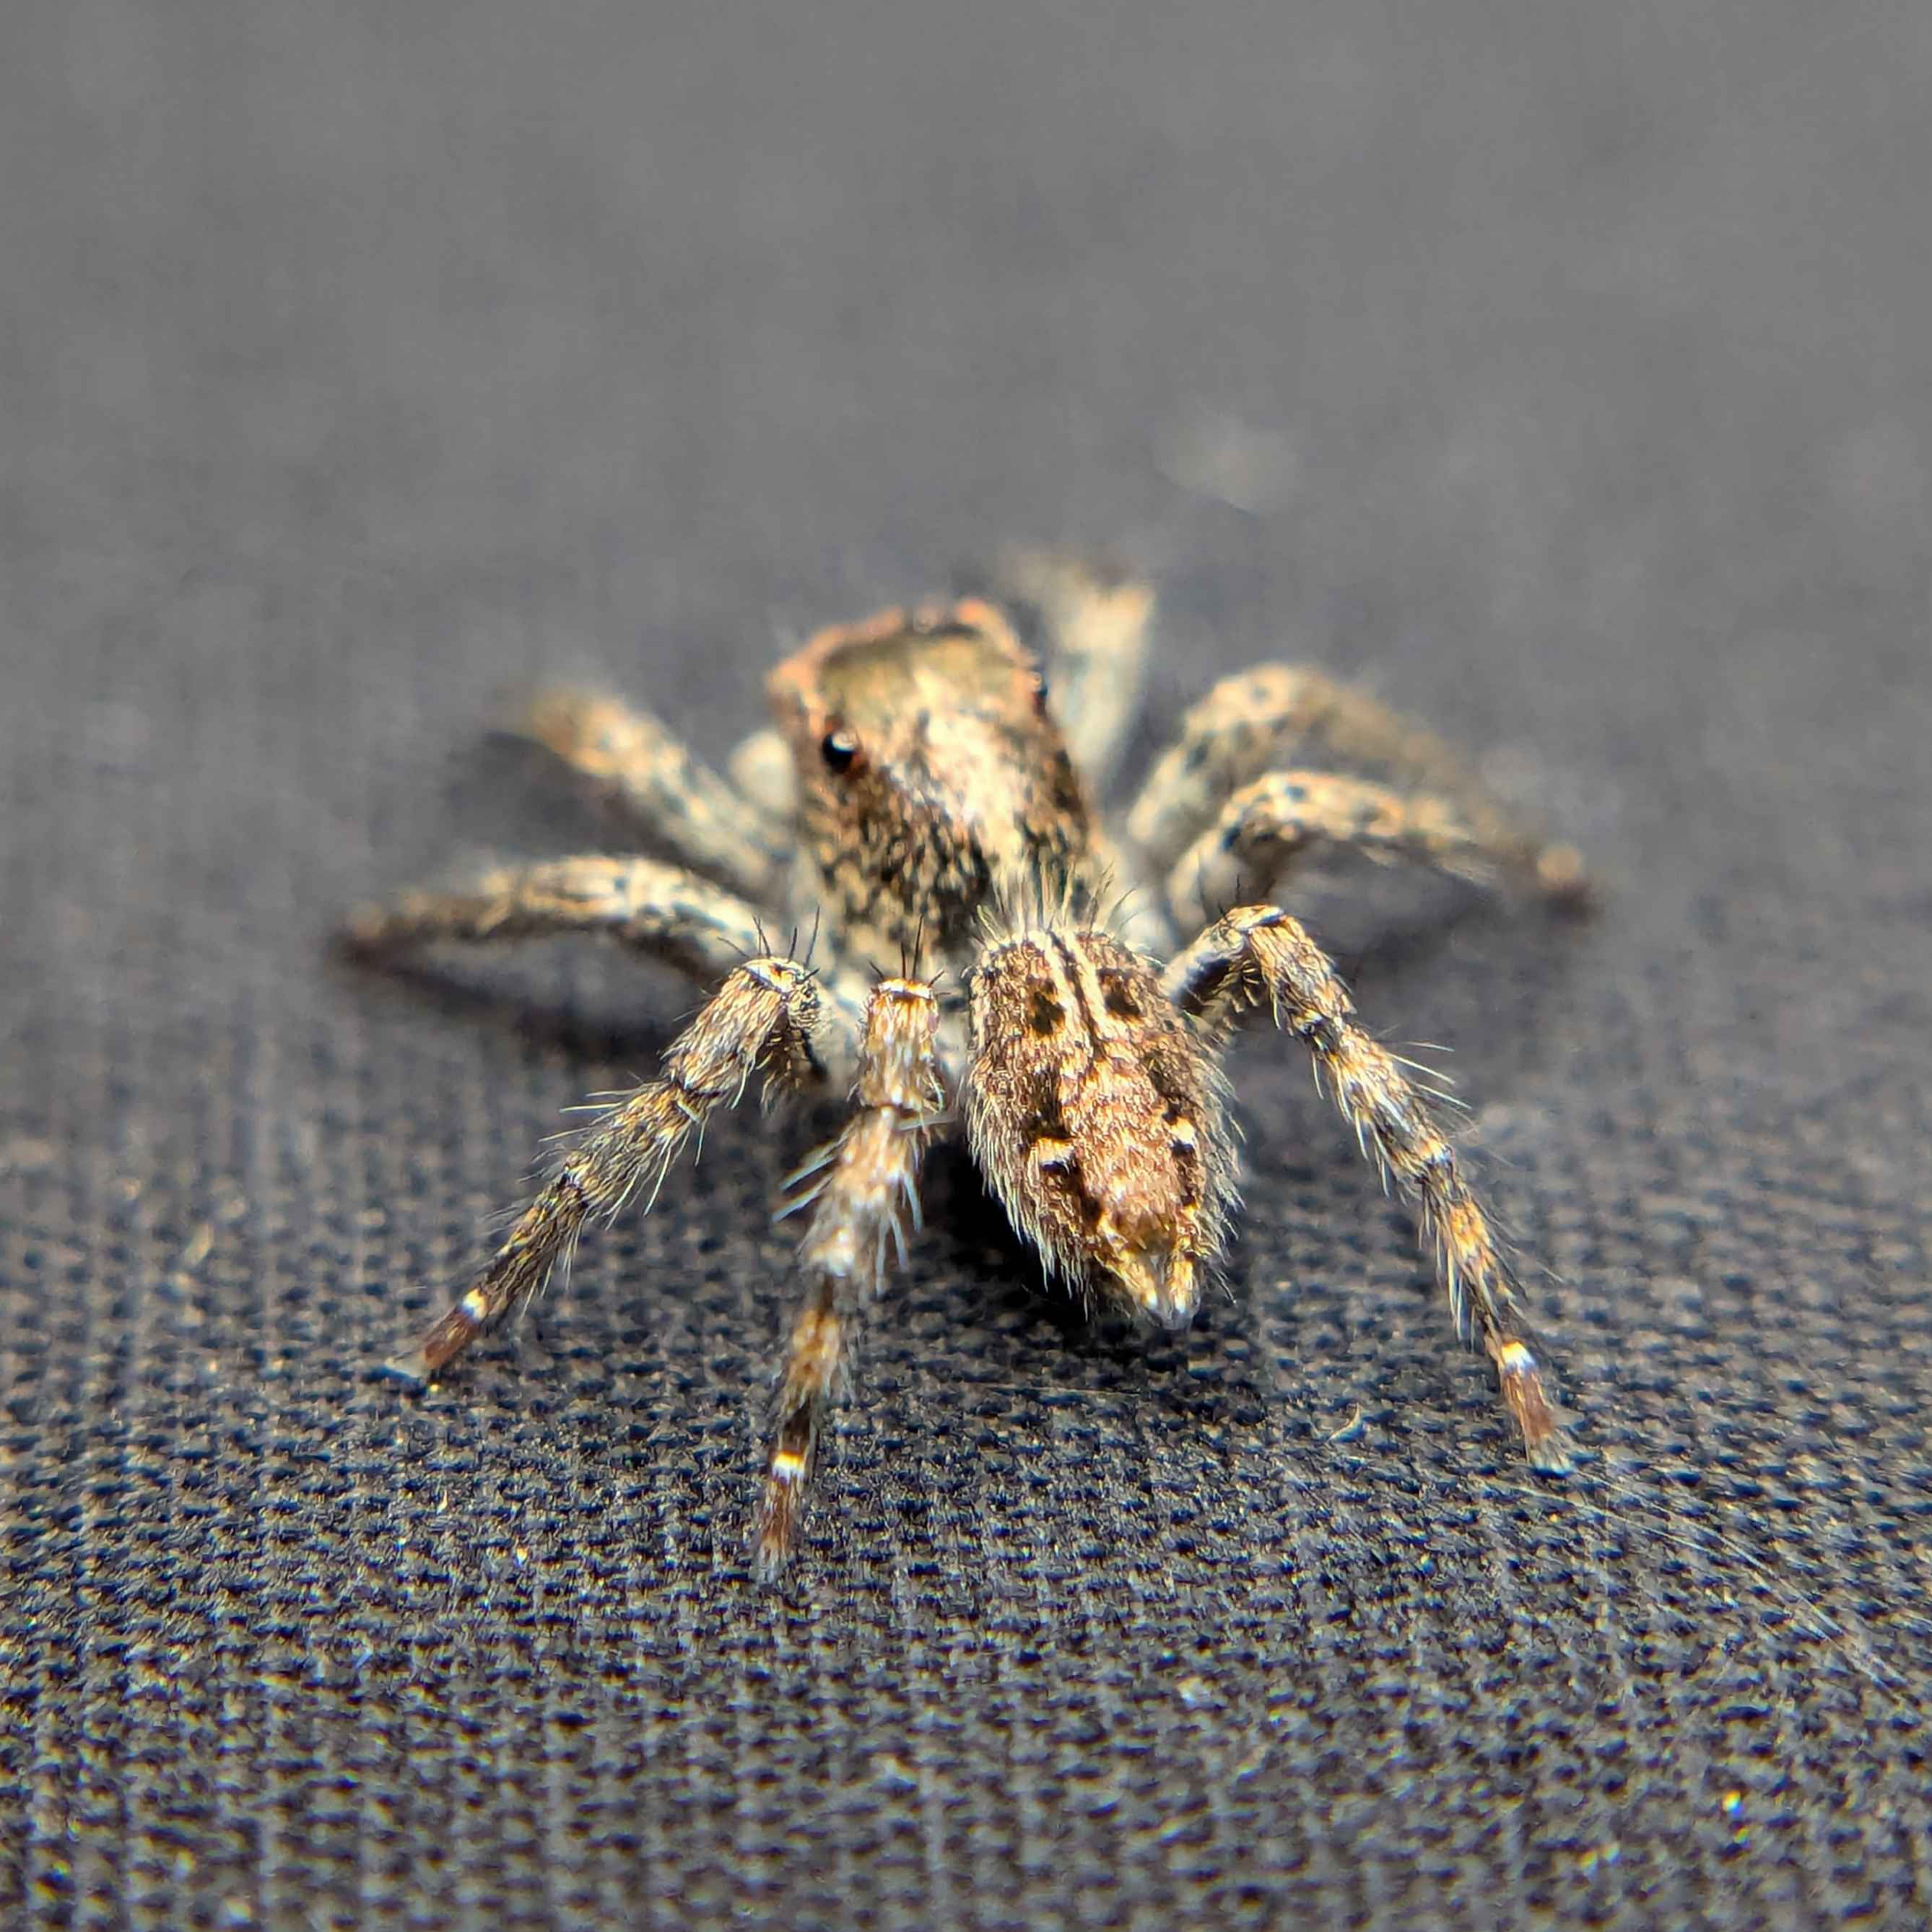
xmin=1164 ymin=902 xmax=1574 ymax=1472
xmin=756 ymin=974 xmax=945 ymax=1580
xmin=384 ymin=954 xmax=825 ymax=1384
xmin=965 ymin=922 xmax=1235 ymax=1329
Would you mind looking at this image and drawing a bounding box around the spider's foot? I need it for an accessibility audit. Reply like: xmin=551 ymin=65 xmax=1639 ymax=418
xmin=1534 ymin=841 xmax=1598 ymax=915
xmin=752 ymin=1451 xmax=811 ymax=1584
xmin=1492 ymin=1337 xmax=1575 ymax=1475
xmin=378 ymin=1289 xmax=494 ymax=1387
xmin=375 ymin=1347 xmax=433 ymax=1388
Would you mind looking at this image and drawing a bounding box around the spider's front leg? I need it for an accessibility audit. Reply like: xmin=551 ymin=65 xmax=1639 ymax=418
xmin=1164 ymin=903 xmax=1573 ymax=1472
xmin=382 ymin=952 xmax=827 ymax=1383
xmin=755 ymin=975 xmax=944 ymax=1580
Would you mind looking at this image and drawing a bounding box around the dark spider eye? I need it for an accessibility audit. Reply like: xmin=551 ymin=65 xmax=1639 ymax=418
xmin=820 ymin=728 xmax=861 ymax=773
xmin=1032 ymin=665 xmax=1050 ymax=710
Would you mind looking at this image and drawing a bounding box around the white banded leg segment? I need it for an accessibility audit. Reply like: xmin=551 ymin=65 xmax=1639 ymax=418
xmin=386 ymin=955 xmax=824 ymax=1383
xmin=754 ymin=976 xmax=945 ymax=1580
xmin=1164 ymin=903 xmax=1574 ymax=1472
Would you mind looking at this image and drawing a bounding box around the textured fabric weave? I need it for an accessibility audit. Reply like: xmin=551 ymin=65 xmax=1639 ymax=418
xmin=3 ymin=4 xmax=1928 ymax=1927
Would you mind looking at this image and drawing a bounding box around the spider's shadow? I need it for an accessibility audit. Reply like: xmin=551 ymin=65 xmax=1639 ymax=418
xmin=335 ymin=939 xmax=688 ymax=1068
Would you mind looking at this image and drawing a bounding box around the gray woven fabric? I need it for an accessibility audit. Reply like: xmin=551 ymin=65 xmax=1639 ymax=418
xmin=4 ymin=4 xmax=1928 ymax=1927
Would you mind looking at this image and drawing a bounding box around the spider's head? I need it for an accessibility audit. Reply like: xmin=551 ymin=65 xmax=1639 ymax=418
xmin=769 ymin=599 xmax=1097 ymax=964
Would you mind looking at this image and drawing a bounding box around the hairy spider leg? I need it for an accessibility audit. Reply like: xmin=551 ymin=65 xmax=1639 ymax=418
xmin=347 ymin=855 xmax=780 ymax=989
xmin=1127 ymin=661 xmax=1589 ymax=906
xmin=992 ymin=547 xmax=1154 ymax=794
xmin=756 ymin=975 xmax=945 ymax=1579
xmin=1165 ymin=771 xmax=1503 ymax=932
xmin=1162 ymin=903 xmax=1574 ymax=1474
xmin=383 ymin=954 xmax=825 ymax=1383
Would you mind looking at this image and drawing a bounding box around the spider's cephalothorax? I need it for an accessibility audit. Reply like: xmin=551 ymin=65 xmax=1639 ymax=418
xmin=770 ymin=599 xmax=1100 ymax=965
xmin=348 ymin=554 xmax=1591 ymax=1578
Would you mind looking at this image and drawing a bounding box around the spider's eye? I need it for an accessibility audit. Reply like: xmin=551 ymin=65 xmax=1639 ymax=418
xmin=1032 ymin=666 xmax=1050 ymax=712
xmin=820 ymin=728 xmax=861 ymax=774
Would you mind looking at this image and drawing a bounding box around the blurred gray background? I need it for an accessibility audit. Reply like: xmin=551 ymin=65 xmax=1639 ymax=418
xmin=3 ymin=4 xmax=1929 ymax=1928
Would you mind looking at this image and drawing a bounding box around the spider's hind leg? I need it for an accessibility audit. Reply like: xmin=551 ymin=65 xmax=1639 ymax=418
xmin=755 ymin=974 xmax=945 ymax=1580
xmin=1164 ymin=902 xmax=1574 ymax=1473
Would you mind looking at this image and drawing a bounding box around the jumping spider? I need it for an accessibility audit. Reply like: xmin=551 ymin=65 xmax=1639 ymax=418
xmin=348 ymin=554 xmax=1591 ymax=1578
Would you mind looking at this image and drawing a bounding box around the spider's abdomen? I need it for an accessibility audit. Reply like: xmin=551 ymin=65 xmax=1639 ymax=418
xmin=965 ymin=926 xmax=1235 ymax=1328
